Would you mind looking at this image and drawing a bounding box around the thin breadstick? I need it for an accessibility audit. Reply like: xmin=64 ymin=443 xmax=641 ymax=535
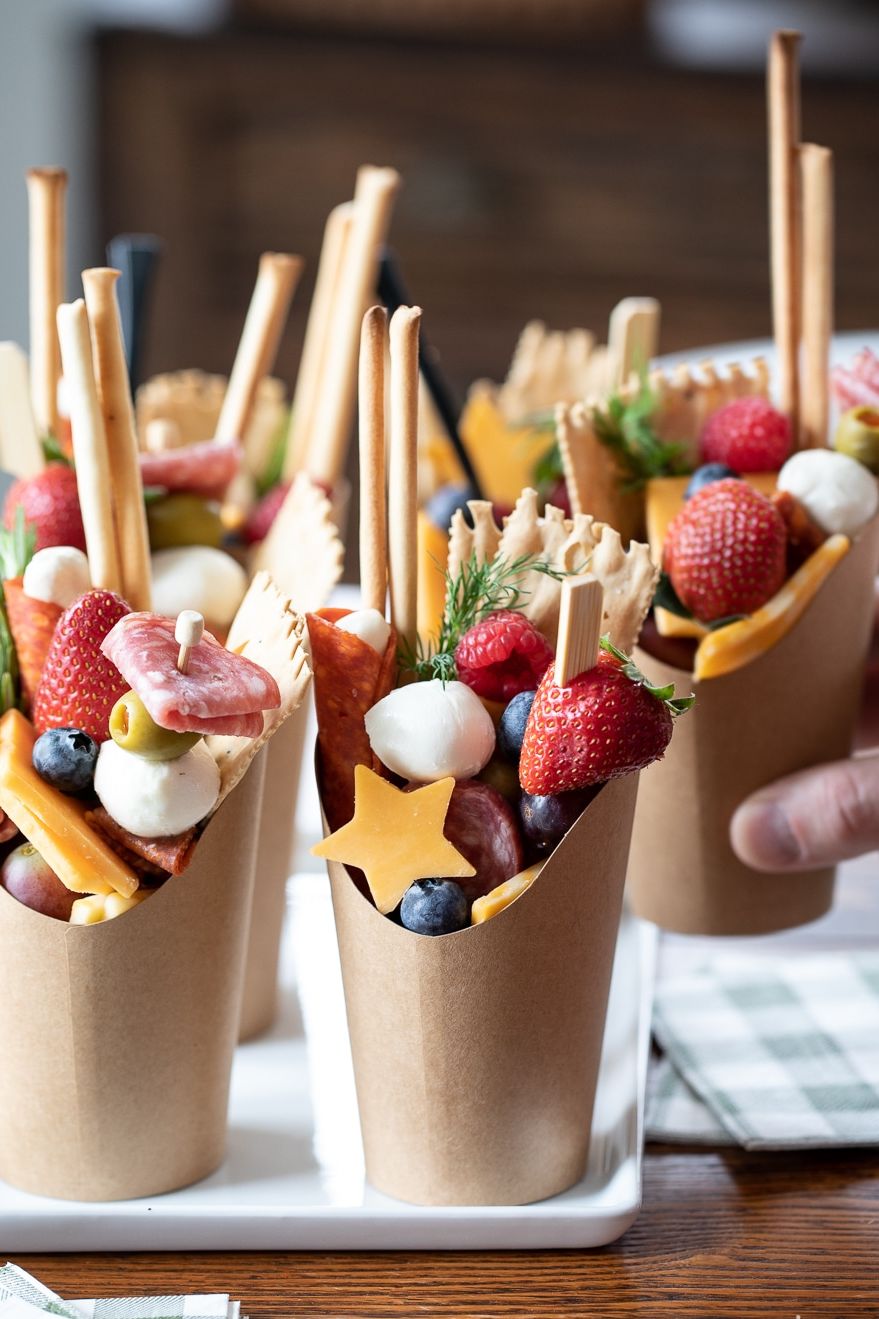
xmin=56 ymin=300 xmax=123 ymax=595
xmin=359 ymin=306 xmax=388 ymax=614
xmin=799 ymin=144 xmax=833 ymax=449
xmin=0 ymin=342 xmax=43 ymax=478
xmin=82 ymin=267 xmax=152 ymax=610
xmin=607 ymin=297 xmax=661 ymax=388
xmin=284 ymin=202 xmax=354 ymax=478
xmin=555 ymin=575 xmax=604 ymax=686
xmin=304 ymin=167 xmax=401 ymax=488
xmin=768 ymin=30 xmax=802 ymax=437
xmin=388 ymin=306 xmax=420 ymax=657
xmin=217 ymin=252 xmax=303 ymax=448
xmin=26 ymin=167 xmax=67 ymax=439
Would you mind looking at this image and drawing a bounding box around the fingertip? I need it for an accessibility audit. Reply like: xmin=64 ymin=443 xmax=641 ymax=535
xmin=730 ymin=794 xmax=803 ymax=872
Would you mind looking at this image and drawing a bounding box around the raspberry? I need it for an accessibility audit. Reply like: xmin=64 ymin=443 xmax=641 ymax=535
xmin=699 ymin=397 xmax=791 ymax=473
xmin=454 ymin=609 xmax=554 ymax=703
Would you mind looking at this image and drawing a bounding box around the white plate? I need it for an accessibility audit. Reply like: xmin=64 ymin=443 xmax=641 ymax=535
xmin=0 ymin=879 xmax=656 ymax=1252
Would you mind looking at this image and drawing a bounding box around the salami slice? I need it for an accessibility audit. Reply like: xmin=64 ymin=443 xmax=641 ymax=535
xmin=832 ymin=348 xmax=879 ymax=410
xmin=307 ymin=607 xmax=397 ymax=831
xmin=139 ymin=437 xmax=241 ymax=497
xmin=87 ymin=805 xmax=198 ymax=876
xmin=101 ymin=612 xmax=280 ymax=734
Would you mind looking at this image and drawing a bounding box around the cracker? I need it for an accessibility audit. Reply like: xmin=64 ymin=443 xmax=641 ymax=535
xmin=135 ymin=369 xmax=286 ymax=466
xmin=446 ymin=500 xmax=503 ymax=581
xmin=206 ymin=571 xmax=312 ymax=804
xmin=250 ymin=471 xmax=344 ymax=612
xmin=493 ymin=321 xmax=612 ymax=422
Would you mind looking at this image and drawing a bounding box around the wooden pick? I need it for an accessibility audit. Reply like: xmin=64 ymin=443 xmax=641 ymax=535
xmin=26 ymin=167 xmax=67 ymax=440
xmin=388 ymin=305 xmax=421 ymax=657
xmin=82 ymin=267 xmax=153 ymax=612
xmin=799 ymin=144 xmax=834 ymax=449
xmin=217 ymin=251 xmax=303 ymax=447
xmin=555 ymin=574 xmax=604 ymax=687
xmin=607 ymin=297 xmax=661 ymax=388
xmin=359 ymin=306 xmax=388 ymax=614
xmin=175 ymin=610 xmax=204 ymax=674
xmin=284 ymin=201 xmax=354 ymax=479
xmin=768 ymin=30 xmax=802 ymax=438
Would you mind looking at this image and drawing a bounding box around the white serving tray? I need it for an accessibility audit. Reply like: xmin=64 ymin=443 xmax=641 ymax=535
xmin=0 ymin=876 xmax=656 ymax=1251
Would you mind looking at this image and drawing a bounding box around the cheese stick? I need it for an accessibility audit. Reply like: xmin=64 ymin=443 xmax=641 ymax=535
xmin=56 ymin=300 xmax=123 ymax=595
xmin=284 ymin=201 xmax=354 ymax=478
xmin=216 ymin=251 xmax=303 ymax=448
xmin=26 ymin=167 xmax=67 ymax=439
xmin=82 ymin=268 xmax=152 ymax=610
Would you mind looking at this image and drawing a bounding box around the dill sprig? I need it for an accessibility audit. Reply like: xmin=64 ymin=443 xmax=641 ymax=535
xmin=400 ymin=551 xmax=571 ymax=683
xmin=592 ymin=373 xmax=687 ymax=491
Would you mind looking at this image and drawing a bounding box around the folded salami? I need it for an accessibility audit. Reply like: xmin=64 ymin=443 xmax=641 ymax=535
xmin=101 ymin=612 xmax=281 ymax=735
xmin=139 ymin=437 xmax=241 ymax=498
xmin=307 ymin=608 xmax=397 ymax=831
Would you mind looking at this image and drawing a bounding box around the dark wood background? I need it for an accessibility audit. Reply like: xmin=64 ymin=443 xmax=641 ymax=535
xmin=96 ymin=25 xmax=879 ymax=403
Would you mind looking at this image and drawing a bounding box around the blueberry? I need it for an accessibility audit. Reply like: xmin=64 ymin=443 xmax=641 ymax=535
xmin=399 ymin=878 xmax=469 ymax=936
xmin=33 ymin=727 xmax=99 ymax=795
xmin=519 ymin=787 xmax=598 ymax=852
xmin=684 ymin=463 xmax=741 ymax=500
xmin=425 ymin=484 xmax=475 ymax=532
xmin=497 ymin=690 xmax=536 ymax=763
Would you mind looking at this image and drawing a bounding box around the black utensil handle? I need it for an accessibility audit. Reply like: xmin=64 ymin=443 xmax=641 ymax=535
xmin=106 ymin=234 xmax=161 ymax=392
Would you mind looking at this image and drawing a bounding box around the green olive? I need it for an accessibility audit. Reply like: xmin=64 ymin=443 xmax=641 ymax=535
xmin=833 ymin=406 xmax=879 ymax=474
xmin=147 ymin=494 xmax=225 ymax=550
xmin=109 ymin=691 xmax=202 ymax=761
xmin=477 ymin=757 xmax=521 ymax=804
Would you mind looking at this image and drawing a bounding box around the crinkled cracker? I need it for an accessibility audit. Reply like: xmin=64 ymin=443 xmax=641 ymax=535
xmin=251 ymin=471 xmax=343 ymax=612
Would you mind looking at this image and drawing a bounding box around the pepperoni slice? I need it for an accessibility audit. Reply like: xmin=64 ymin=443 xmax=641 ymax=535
xmin=101 ymin=613 xmax=280 ymax=735
xmin=139 ymin=438 xmax=241 ymax=497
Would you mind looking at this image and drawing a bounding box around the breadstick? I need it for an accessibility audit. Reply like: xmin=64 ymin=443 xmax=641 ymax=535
xmin=284 ymin=202 xmax=354 ymax=478
xmin=0 ymin=342 xmax=43 ymax=478
xmin=304 ymin=166 xmax=401 ymax=488
xmin=56 ymin=300 xmax=123 ymax=595
xmin=359 ymin=306 xmax=388 ymax=614
xmin=26 ymin=167 xmax=67 ymax=439
xmin=82 ymin=268 xmax=152 ymax=610
xmin=768 ymin=30 xmax=802 ymax=437
xmin=216 ymin=252 xmax=303 ymax=448
xmin=388 ymin=306 xmax=420 ymax=656
xmin=799 ymin=144 xmax=833 ymax=449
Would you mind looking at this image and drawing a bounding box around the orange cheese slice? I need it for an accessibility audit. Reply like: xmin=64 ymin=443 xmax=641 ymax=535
xmin=693 ymin=534 xmax=850 ymax=680
xmin=471 ymin=862 xmax=543 ymax=924
xmin=647 ymin=472 xmax=779 ymax=638
xmin=0 ymin=709 xmax=138 ymax=898
xmin=461 ymin=392 xmax=551 ymax=508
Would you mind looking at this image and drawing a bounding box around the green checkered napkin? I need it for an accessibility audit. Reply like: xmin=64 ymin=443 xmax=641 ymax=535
xmin=647 ymin=952 xmax=879 ymax=1149
xmin=0 ymin=1269 xmax=240 ymax=1319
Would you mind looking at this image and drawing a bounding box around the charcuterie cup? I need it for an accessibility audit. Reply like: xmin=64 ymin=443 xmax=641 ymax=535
xmin=0 ymin=749 xmax=266 ymax=1202
xmin=323 ymin=771 xmax=638 ymax=1207
xmin=628 ymin=512 xmax=879 ymax=936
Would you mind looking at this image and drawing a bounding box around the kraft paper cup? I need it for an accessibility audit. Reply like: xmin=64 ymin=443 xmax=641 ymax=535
xmin=325 ymin=771 xmax=638 ymax=1207
xmin=239 ymin=701 xmax=308 ymax=1040
xmin=0 ymin=749 xmax=267 ymax=1202
xmin=628 ymin=514 xmax=879 ymax=937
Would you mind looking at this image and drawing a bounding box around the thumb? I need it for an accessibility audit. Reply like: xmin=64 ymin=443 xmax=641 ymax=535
xmin=730 ymin=752 xmax=879 ymax=871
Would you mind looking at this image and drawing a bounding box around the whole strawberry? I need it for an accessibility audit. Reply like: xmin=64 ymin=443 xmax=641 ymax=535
xmin=32 ymin=590 xmax=130 ymax=743
xmin=699 ymin=397 xmax=791 ymax=472
xmin=455 ymin=609 xmax=554 ymax=702
xmin=519 ymin=643 xmax=691 ymax=795
xmin=664 ymin=479 xmax=787 ymax=622
xmin=4 ymin=465 xmax=86 ymax=552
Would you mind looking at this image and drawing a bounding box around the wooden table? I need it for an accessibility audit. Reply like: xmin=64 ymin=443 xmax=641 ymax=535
xmin=14 ymin=1145 xmax=879 ymax=1316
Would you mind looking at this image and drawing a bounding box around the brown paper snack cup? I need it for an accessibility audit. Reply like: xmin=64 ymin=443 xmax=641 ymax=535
xmin=0 ymin=749 xmax=267 ymax=1202
xmin=326 ymin=771 xmax=639 ymax=1207
xmin=628 ymin=514 xmax=879 ymax=936
xmin=239 ymin=702 xmax=308 ymax=1040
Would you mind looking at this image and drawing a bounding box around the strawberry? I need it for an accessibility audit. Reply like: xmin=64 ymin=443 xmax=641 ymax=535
xmin=699 ymin=397 xmax=791 ymax=472
xmin=519 ymin=642 xmax=691 ymax=795
xmin=32 ymin=590 xmax=131 ymax=743
xmin=3 ymin=465 xmax=86 ymax=552
xmin=454 ymin=608 xmax=554 ymax=702
xmin=664 ymin=479 xmax=787 ymax=622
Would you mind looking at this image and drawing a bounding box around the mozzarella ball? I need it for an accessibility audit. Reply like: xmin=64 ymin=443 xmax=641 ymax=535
xmin=22 ymin=546 xmax=91 ymax=608
xmin=336 ymin=608 xmax=390 ymax=654
xmin=94 ymin=738 xmax=220 ymax=838
xmin=778 ymin=449 xmax=878 ymax=536
xmin=365 ymin=679 xmax=496 ymax=782
xmin=151 ymin=546 xmax=247 ymax=628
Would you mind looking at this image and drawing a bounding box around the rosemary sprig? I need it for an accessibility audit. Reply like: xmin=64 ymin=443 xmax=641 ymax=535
xmin=400 ymin=551 xmax=572 ymax=683
xmin=592 ymin=373 xmax=687 ymax=491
